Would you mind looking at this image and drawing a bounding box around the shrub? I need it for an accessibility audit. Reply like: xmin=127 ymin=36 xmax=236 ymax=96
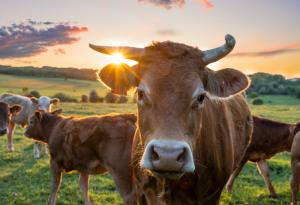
xmin=29 ymin=90 xmax=41 ymax=98
xmin=249 ymin=93 xmax=258 ymax=99
xmin=22 ymin=87 xmax=29 ymax=93
xmin=297 ymin=89 xmax=300 ymax=99
xmin=252 ymin=98 xmax=264 ymax=105
xmin=89 ymin=89 xmax=103 ymax=103
xmin=81 ymin=95 xmax=88 ymax=103
xmin=117 ymin=96 xmax=128 ymax=104
xmin=104 ymin=92 xmax=118 ymax=103
xmin=52 ymin=93 xmax=77 ymax=102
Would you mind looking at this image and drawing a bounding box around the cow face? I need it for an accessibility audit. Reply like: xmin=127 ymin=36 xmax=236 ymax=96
xmin=0 ymin=102 xmax=22 ymax=136
xmin=30 ymin=96 xmax=60 ymax=112
xmin=90 ymin=35 xmax=250 ymax=179
xmin=25 ymin=109 xmax=62 ymax=142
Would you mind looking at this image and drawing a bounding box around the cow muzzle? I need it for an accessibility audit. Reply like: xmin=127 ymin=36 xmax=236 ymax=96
xmin=141 ymin=139 xmax=195 ymax=180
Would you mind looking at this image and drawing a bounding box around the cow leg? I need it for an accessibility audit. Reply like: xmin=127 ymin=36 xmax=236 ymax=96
xmin=291 ymin=159 xmax=300 ymax=205
xmin=42 ymin=143 xmax=49 ymax=155
xmin=226 ymin=161 xmax=247 ymax=193
xmin=109 ymin=170 xmax=136 ymax=205
xmin=33 ymin=142 xmax=40 ymax=159
xmin=7 ymin=121 xmax=16 ymax=152
xmin=256 ymin=160 xmax=278 ymax=198
xmin=49 ymin=161 xmax=62 ymax=205
xmin=79 ymin=173 xmax=92 ymax=205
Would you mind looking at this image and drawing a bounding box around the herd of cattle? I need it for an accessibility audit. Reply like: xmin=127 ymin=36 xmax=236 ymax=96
xmin=0 ymin=34 xmax=299 ymax=205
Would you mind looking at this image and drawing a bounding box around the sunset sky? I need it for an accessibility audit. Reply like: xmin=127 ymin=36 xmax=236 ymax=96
xmin=1 ymin=0 xmax=300 ymax=78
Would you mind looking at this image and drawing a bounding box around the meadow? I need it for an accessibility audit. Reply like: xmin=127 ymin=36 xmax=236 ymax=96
xmin=0 ymin=74 xmax=300 ymax=204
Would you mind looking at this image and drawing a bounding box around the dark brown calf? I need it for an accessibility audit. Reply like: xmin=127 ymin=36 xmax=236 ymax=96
xmin=291 ymin=131 xmax=300 ymax=205
xmin=25 ymin=110 xmax=137 ymax=205
xmin=0 ymin=102 xmax=22 ymax=136
xmin=226 ymin=115 xmax=300 ymax=197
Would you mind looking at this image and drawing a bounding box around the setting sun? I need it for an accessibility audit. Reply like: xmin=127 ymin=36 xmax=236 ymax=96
xmin=110 ymin=53 xmax=125 ymax=64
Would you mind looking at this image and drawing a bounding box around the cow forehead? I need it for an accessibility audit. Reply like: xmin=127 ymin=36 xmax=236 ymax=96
xmin=38 ymin=96 xmax=51 ymax=105
xmin=140 ymin=68 xmax=203 ymax=97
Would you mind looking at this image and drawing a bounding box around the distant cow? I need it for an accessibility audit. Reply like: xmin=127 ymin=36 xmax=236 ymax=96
xmin=226 ymin=116 xmax=300 ymax=197
xmin=291 ymin=131 xmax=300 ymax=205
xmin=25 ymin=111 xmax=137 ymax=205
xmin=0 ymin=93 xmax=59 ymax=158
xmin=0 ymin=102 xmax=22 ymax=136
xmin=90 ymin=34 xmax=253 ymax=204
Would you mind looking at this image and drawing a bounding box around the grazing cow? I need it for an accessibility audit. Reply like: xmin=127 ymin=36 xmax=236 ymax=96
xmin=0 ymin=93 xmax=59 ymax=158
xmin=25 ymin=110 xmax=137 ymax=205
xmin=226 ymin=116 xmax=300 ymax=198
xmin=291 ymin=131 xmax=300 ymax=205
xmin=0 ymin=102 xmax=22 ymax=136
xmin=90 ymin=34 xmax=253 ymax=204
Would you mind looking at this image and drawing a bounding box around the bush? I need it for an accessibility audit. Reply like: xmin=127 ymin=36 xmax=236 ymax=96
xmin=81 ymin=95 xmax=88 ymax=103
xmin=252 ymin=98 xmax=264 ymax=105
xmin=104 ymin=92 xmax=118 ymax=103
xmin=249 ymin=93 xmax=258 ymax=99
xmin=52 ymin=93 xmax=78 ymax=102
xmin=22 ymin=87 xmax=29 ymax=93
xmin=29 ymin=90 xmax=41 ymax=98
xmin=89 ymin=89 xmax=103 ymax=103
xmin=296 ymin=89 xmax=300 ymax=99
xmin=117 ymin=96 xmax=128 ymax=104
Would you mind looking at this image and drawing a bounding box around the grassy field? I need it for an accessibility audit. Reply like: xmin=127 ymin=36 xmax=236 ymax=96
xmin=0 ymin=74 xmax=107 ymax=99
xmin=1 ymin=75 xmax=300 ymax=204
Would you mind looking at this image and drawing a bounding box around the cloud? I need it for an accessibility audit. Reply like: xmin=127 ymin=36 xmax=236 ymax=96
xmin=200 ymin=0 xmax=214 ymax=8
xmin=230 ymin=42 xmax=300 ymax=58
xmin=138 ymin=0 xmax=184 ymax=9
xmin=0 ymin=20 xmax=88 ymax=58
xmin=54 ymin=48 xmax=66 ymax=55
xmin=156 ymin=29 xmax=178 ymax=36
xmin=138 ymin=0 xmax=213 ymax=9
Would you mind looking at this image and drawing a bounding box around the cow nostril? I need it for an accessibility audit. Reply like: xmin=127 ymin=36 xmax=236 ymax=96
xmin=176 ymin=148 xmax=186 ymax=163
xmin=151 ymin=147 xmax=159 ymax=161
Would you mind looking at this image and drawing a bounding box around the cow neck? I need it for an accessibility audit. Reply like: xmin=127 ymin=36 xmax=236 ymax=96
xmin=41 ymin=114 xmax=63 ymax=142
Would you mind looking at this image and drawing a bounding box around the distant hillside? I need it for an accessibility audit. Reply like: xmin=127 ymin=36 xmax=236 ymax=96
xmin=0 ymin=65 xmax=299 ymax=98
xmin=0 ymin=65 xmax=98 ymax=81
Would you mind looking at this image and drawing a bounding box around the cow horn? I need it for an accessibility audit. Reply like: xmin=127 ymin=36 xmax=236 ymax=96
xmin=89 ymin=44 xmax=144 ymax=61
xmin=202 ymin=34 xmax=236 ymax=65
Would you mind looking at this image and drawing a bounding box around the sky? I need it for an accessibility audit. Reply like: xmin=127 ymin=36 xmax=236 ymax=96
xmin=0 ymin=0 xmax=300 ymax=78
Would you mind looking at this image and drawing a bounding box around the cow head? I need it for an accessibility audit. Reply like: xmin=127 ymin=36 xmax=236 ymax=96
xmin=90 ymin=35 xmax=250 ymax=180
xmin=0 ymin=102 xmax=22 ymax=136
xmin=30 ymin=96 xmax=60 ymax=112
xmin=25 ymin=109 xmax=63 ymax=142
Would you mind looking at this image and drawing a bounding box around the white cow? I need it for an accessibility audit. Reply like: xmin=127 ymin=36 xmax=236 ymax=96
xmin=0 ymin=93 xmax=59 ymax=159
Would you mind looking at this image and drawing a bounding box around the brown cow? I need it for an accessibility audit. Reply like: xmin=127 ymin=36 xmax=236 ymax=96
xmin=226 ymin=116 xmax=300 ymax=198
xmin=24 ymin=110 xmax=137 ymax=205
xmin=0 ymin=102 xmax=22 ymax=136
xmin=291 ymin=131 xmax=300 ymax=205
xmin=90 ymin=34 xmax=253 ymax=204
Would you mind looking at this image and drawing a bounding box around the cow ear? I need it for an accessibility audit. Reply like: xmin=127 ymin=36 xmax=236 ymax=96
xmin=30 ymin=97 xmax=39 ymax=105
xmin=35 ymin=111 xmax=42 ymax=121
xmin=50 ymin=98 xmax=60 ymax=105
xmin=9 ymin=105 xmax=22 ymax=115
xmin=51 ymin=109 xmax=63 ymax=115
xmin=204 ymin=68 xmax=250 ymax=98
xmin=98 ymin=63 xmax=138 ymax=95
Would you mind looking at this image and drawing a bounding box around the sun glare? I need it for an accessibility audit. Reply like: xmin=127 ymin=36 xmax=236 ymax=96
xmin=111 ymin=53 xmax=125 ymax=64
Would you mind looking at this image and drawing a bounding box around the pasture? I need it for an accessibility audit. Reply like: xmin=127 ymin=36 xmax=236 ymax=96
xmin=0 ymin=74 xmax=300 ymax=204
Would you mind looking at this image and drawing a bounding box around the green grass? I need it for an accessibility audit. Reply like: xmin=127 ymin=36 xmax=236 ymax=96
xmin=1 ymin=75 xmax=300 ymax=204
xmin=0 ymin=74 xmax=108 ymax=99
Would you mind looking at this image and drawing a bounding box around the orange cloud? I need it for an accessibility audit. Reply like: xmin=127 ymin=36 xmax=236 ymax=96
xmin=230 ymin=42 xmax=300 ymax=58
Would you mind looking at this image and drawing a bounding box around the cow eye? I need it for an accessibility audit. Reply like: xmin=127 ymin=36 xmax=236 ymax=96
xmin=197 ymin=93 xmax=206 ymax=104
